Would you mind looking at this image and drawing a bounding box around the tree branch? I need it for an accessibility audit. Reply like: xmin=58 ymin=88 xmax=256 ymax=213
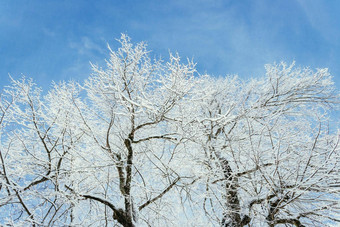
xmin=139 ymin=177 xmax=180 ymax=211
xmin=132 ymin=134 xmax=177 ymax=143
xmin=212 ymin=163 xmax=274 ymax=184
xmin=273 ymin=218 xmax=306 ymax=227
xmin=65 ymin=185 xmax=133 ymax=226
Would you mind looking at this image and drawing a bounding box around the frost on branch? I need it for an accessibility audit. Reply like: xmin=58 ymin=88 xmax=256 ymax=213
xmin=0 ymin=35 xmax=339 ymax=227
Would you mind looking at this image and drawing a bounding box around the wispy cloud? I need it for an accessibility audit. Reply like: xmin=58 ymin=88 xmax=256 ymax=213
xmin=297 ymin=0 xmax=340 ymax=45
xmin=0 ymin=0 xmax=339 ymax=90
xmin=69 ymin=36 xmax=106 ymax=56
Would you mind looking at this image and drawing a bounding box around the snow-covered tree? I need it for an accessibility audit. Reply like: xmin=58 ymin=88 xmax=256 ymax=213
xmin=0 ymin=35 xmax=339 ymax=226
xmin=188 ymin=64 xmax=340 ymax=226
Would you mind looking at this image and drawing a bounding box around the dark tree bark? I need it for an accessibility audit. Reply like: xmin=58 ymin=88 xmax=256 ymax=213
xmin=220 ymin=158 xmax=251 ymax=227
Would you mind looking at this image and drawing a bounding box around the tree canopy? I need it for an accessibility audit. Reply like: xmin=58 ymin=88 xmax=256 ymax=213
xmin=0 ymin=35 xmax=339 ymax=227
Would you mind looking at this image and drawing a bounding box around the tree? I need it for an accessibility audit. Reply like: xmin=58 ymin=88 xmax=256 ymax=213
xmin=0 ymin=35 xmax=339 ymax=226
xmin=188 ymin=64 xmax=340 ymax=226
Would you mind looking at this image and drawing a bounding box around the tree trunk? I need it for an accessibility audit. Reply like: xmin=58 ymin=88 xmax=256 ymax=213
xmin=220 ymin=158 xmax=250 ymax=227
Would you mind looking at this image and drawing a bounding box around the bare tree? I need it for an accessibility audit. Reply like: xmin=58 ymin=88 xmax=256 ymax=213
xmin=0 ymin=35 xmax=198 ymax=226
xmin=189 ymin=63 xmax=340 ymax=226
xmin=0 ymin=35 xmax=339 ymax=226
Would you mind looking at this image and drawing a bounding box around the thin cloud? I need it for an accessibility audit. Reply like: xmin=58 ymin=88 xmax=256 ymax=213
xmin=297 ymin=0 xmax=340 ymax=45
xmin=69 ymin=36 xmax=106 ymax=56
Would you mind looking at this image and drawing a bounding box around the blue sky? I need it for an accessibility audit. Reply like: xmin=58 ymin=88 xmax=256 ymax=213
xmin=1 ymin=0 xmax=340 ymax=91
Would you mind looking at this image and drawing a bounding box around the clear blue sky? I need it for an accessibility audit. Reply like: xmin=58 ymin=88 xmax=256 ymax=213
xmin=1 ymin=0 xmax=340 ymax=90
